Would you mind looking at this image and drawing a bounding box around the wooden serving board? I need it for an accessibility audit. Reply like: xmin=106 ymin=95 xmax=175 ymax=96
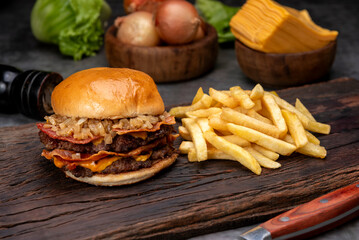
xmin=1 ymin=78 xmax=358 ymax=239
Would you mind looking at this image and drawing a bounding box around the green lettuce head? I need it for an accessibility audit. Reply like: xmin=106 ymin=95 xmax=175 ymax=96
xmin=31 ymin=0 xmax=111 ymax=60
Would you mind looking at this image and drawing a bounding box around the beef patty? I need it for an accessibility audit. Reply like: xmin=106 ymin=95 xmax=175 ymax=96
xmin=39 ymin=124 xmax=174 ymax=153
xmin=40 ymin=124 xmax=177 ymax=177
xmin=64 ymin=144 xmax=177 ymax=178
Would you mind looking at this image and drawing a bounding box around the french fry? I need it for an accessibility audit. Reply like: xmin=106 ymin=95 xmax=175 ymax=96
xmin=268 ymin=92 xmax=310 ymax=125
xmin=208 ymin=116 xmax=230 ymax=132
xmin=295 ymin=98 xmax=316 ymax=121
xmin=233 ymin=106 xmax=249 ymax=114
xmin=306 ymin=131 xmax=320 ymax=145
xmin=182 ymin=118 xmax=207 ymax=161
xmin=203 ymin=130 xmax=261 ymax=175
xmin=244 ymin=90 xmax=251 ymax=95
xmin=169 ymin=94 xmax=212 ymax=118
xmin=282 ymin=134 xmax=293 ymax=143
xmin=227 ymin=123 xmax=296 ymax=156
xmin=306 ymin=121 xmax=331 ymax=135
xmin=249 ymin=84 xmax=264 ymax=100
xmin=192 ymin=87 xmax=204 ymax=105
xmin=245 ymin=147 xmax=281 ymax=169
xmin=269 ymin=93 xmax=330 ymax=134
xmin=284 ymin=135 xmax=326 ymax=158
xmin=252 ymin=99 xmax=262 ymax=111
xmin=281 ymin=109 xmax=308 ymax=148
xmin=230 ymin=86 xmax=255 ymax=109
xmin=209 ymin=88 xmax=238 ymax=108
xmin=188 ymin=148 xmax=198 ymax=162
xmin=206 ymin=147 xmax=239 ymax=161
xmin=178 ymin=126 xmax=191 ymax=140
xmin=252 ymin=144 xmax=280 ymax=161
xmin=297 ymin=143 xmax=327 ymax=159
xmin=211 ymin=112 xmax=221 ymax=118
xmin=173 ymin=83 xmax=330 ymax=175
xmin=188 ymin=147 xmax=242 ymax=162
xmin=214 ymin=129 xmax=233 ymax=136
xmin=196 ymin=118 xmax=212 ymax=133
xmin=270 ymin=91 xmax=279 ymax=97
xmin=212 ymin=101 xmax=223 ymax=108
xmin=222 ymin=135 xmax=251 ymax=147
xmin=221 ymin=108 xmax=281 ymax=138
xmin=186 ymin=107 xmax=222 ymax=118
xmin=262 ymin=94 xmax=287 ymax=138
xmin=179 ymin=141 xmax=194 ymax=154
xmin=247 ymin=109 xmax=273 ymax=125
xmin=257 ymin=107 xmax=272 ymax=119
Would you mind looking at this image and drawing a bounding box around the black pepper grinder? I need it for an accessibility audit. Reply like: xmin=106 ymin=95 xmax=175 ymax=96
xmin=0 ymin=64 xmax=63 ymax=119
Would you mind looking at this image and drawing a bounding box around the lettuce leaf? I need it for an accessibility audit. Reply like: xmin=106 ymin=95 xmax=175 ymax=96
xmin=31 ymin=0 xmax=111 ymax=60
xmin=196 ymin=0 xmax=240 ymax=43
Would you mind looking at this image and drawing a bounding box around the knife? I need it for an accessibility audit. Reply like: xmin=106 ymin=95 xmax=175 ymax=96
xmin=238 ymin=182 xmax=359 ymax=240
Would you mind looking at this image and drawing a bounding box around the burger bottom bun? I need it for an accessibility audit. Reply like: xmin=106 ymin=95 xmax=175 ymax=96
xmin=64 ymin=153 xmax=178 ymax=186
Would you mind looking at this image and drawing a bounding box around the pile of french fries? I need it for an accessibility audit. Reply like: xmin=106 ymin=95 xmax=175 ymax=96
xmin=169 ymin=84 xmax=330 ymax=175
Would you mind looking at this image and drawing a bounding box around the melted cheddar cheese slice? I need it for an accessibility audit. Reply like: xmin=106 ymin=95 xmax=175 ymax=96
xmin=53 ymin=151 xmax=152 ymax=172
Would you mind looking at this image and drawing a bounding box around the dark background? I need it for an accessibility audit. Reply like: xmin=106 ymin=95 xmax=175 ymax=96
xmin=0 ymin=0 xmax=358 ymax=127
xmin=0 ymin=1 xmax=358 ymax=239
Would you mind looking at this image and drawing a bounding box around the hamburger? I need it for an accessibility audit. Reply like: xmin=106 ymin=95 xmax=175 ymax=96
xmin=37 ymin=67 xmax=178 ymax=186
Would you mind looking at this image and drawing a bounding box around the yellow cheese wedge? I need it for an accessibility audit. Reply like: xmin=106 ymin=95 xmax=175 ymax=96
xmin=230 ymin=0 xmax=338 ymax=53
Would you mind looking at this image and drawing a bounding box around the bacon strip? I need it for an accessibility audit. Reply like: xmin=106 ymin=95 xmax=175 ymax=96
xmin=36 ymin=123 xmax=101 ymax=144
xmin=113 ymin=116 xmax=176 ymax=135
xmin=41 ymin=137 xmax=167 ymax=162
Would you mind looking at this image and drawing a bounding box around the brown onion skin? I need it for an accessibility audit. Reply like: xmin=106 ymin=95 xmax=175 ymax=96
xmin=115 ymin=11 xmax=160 ymax=47
xmin=154 ymin=0 xmax=201 ymax=45
xmin=193 ymin=17 xmax=207 ymax=41
xmin=123 ymin=0 xmax=168 ymax=13
xmin=193 ymin=26 xmax=205 ymax=41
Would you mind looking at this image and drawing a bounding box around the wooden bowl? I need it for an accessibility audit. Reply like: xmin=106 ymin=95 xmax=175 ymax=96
xmin=105 ymin=24 xmax=218 ymax=83
xmin=234 ymin=39 xmax=337 ymax=87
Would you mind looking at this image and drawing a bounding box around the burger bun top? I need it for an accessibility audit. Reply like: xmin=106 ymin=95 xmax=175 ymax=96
xmin=51 ymin=67 xmax=164 ymax=119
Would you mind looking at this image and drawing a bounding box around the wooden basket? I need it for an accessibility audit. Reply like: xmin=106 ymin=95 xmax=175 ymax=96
xmin=235 ymin=39 xmax=337 ymax=87
xmin=105 ymin=24 xmax=218 ymax=83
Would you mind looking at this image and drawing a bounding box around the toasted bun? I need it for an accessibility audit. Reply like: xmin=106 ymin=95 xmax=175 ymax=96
xmin=64 ymin=153 xmax=178 ymax=186
xmin=51 ymin=67 xmax=164 ymax=119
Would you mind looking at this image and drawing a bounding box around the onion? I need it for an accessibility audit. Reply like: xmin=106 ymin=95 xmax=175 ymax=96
xmin=154 ymin=0 xmax=201 ymax=45
xmin=193 ymin=18 xmax=206 ymax=41
xmin=115 ymin=11 xmax=160 ymax=47
xmin=123 ymin=0 xmax=167 ymax=13
xmin=193 ymin=26 xmax=204 ymax=41
xmin=123 ymin=0 xmax=146 ymax=13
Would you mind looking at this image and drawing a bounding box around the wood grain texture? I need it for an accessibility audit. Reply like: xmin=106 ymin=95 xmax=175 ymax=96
xmin=0 ymin=78 xmax=359 ymax=240
xmin=235 ymin=40 xmax=337 ymax=87
xmin=105 ymin=24 xmax=218 ymax=83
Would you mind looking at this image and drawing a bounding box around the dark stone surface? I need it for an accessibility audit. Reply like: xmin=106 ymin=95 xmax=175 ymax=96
xmin=0 ymin=0 xmax=358 ymax=239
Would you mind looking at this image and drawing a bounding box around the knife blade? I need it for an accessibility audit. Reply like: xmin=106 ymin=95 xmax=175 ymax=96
xmin=238 ymin=182 xmax=359 ymax=240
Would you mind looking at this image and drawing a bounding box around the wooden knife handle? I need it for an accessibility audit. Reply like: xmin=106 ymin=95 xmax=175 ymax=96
xmin=260 ymin=182 xmax=359 ymax=240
